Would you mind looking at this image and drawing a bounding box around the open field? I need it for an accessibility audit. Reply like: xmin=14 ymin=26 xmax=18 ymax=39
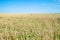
xmin=0 ymin=14 xmax=60 ymax=40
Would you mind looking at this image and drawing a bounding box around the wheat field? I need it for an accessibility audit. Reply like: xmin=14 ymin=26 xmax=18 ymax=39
xmin=0 ymin=14 xmax=60 ymax=40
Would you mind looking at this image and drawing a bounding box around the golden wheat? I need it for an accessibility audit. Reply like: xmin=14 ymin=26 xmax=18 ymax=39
xmin=0 ymin=14 xmax=60 ymax=40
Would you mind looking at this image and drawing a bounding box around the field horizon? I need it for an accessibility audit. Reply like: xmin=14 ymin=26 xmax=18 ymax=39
xmin=0 ymin=14 xmax=60 ymax=17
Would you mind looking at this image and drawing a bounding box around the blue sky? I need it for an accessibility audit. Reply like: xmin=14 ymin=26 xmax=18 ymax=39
xmin=0 ymin=0 xmax=60 ymax=13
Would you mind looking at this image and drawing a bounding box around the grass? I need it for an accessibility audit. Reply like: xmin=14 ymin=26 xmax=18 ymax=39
xmin=0 ymin=14 xmax=60 ymax=40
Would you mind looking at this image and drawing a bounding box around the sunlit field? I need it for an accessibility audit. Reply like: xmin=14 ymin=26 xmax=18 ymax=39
xmin=0 ymin=14 xmax=60 ymax=40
